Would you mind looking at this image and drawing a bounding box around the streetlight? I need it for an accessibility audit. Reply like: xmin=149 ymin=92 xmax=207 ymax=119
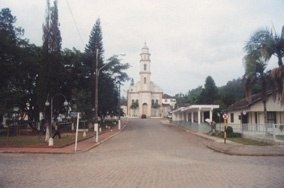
xmin=94 ymin=50 xmax=126 ymax=136
xmin=117 ymin=80 xmax=121 ymax=130
xmin=45 ymin=93 xmax=68 ymax=146
xmin=94 ymin=50 xmax=123 ymax=122
xmin=94 ymin=49 xmax=108 ymax=124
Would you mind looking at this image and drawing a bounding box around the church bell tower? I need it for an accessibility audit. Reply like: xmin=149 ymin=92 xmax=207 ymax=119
xmin=139 ymin=42 xmax=151 ymax=91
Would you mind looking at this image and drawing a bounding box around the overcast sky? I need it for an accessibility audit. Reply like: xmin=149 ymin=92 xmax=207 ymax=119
xmin=1 ymin=0 xmax=284 ymax=96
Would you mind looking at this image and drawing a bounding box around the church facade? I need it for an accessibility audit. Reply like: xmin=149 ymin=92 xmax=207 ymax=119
xmin=127 ymin=43 xmax=163 ymax=118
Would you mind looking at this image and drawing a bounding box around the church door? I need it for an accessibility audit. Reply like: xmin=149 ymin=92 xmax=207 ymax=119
xmin=142 ymin=103 xmax=148 ymax=116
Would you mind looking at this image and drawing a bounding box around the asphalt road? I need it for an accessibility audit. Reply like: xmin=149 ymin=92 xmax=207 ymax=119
xmin=0 ymin=118 xmax=284 ymax=188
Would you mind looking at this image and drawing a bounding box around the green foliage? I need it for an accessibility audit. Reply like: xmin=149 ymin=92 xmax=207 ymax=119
xmin=0 ymin=8 xmax=40 ymax=118
xmin=42 ymin=0 xmax=61 ymax=53
xmin=151 ymin=101 xmax=160 ymax=109
xmin=244 ymin=26 xmax=284 ymax=104
xmin=226 ymin=126 xmax=233 ymax=137
xmin=188 ymin=86 xmax=203 ymax=104
xmin=174 ymin=77 xmax=244 ymax=111
xmin=37 ymin=0 xmax=64 ymax=123
xmin=218 ymin=78 xmax=245 ymax=108
xmin=0 ymin=7 xmax=130 ymax=124
xmin=130 ymin=101 xmax=139 ymax=109
xmin=198 ymin=76 xmax=219 ymax=104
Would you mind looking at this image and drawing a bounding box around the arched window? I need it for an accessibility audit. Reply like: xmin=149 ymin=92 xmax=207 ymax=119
xmin=144 ymin=64 xmax=147 ymax=71
xmin=144 ymin=77 xmax=146 ymax=84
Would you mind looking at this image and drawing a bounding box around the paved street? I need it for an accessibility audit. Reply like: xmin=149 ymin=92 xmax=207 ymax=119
xmin=0 ymin=118 xmax=284 ymax=188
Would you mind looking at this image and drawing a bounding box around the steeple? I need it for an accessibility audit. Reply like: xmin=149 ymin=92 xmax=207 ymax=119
xmin=140 ymin=42 xmax=151 ymax=61
xmin=139 ymin=43 xmax=151 ymax=91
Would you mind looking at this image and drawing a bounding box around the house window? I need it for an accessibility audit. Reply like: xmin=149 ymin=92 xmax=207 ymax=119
xmin=230 ymin=113 xmax=234 ymax=123
xmin=144 ymin=77 xmax=146 ymax=84
xmin=267 ymin=112 xmax=276 ymax=124
xmin=144 ymin=64 xmax=147 ymax=71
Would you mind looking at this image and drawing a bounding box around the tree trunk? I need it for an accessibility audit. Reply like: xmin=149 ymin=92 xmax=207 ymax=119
xmin=277 ymin=53 xmax=283 ymax=67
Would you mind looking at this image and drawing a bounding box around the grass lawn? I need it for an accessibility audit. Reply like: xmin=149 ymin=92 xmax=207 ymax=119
xmin=276 ymin=135 xmax=284 ymax=140
xmin=0 ymin=131 xmax=94 ymax=147
xmin=228 ymin=137 xmax=271 ymax=146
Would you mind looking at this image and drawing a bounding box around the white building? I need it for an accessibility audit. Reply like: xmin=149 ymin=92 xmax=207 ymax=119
xmin=127 ymin=43 xmax=163 ymax=118
xmin=226 ymin=92 xmax=284 ymax=126
xmin=162 ymin=94 xmax=176 ymax=117
xmin=224 ymin=92 xmax=284 ymax=142
xmin=172 ymin=105 xmax=220 ymax=124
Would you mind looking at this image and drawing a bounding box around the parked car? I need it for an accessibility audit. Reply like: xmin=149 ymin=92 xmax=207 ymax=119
xmin=141 ymin=114 xmax=147 ymax=119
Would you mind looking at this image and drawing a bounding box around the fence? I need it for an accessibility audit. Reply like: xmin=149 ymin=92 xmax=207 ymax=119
xmin=216 ymin=123 xmax=284 ymax=144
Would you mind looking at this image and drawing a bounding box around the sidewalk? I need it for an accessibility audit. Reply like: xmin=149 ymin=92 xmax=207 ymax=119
xmin=161 ymin=119 xmax=284 ymax=156
xmin=0 ymin=123 xmax=127 ymax=154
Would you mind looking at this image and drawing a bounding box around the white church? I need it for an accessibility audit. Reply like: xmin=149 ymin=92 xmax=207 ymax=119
xmin=127 ymin=43 xmax=163 ymax=118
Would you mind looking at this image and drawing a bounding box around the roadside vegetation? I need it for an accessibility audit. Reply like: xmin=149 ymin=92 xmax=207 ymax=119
xmin=209 ymin=126 xmax=271 ymax=146
xmin=0 ymin=132 xmax=93 ymax=147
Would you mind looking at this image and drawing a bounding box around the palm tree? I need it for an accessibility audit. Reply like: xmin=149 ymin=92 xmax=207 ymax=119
xmin=244 ymin=26 xmax=284 ymax=104
xmin=243 ymin=52 xmax=269 ymax=123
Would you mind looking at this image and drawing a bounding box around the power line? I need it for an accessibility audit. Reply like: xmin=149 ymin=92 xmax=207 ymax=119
xmin=65 ymin=0 xmax=85 ymax=48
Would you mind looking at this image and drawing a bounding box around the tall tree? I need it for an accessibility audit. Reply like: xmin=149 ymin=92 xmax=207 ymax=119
xmin=188 ymin=86 xmax=203 ymax=104
xmin=218 ymin=78 xmax=244 ymax=108
xmin=0 ymin=8 xmax=24 ymax=114
xmin=198 ymin=76 xmax=218 ymax=104
xmin=0 ymin=8 xmax=41 ymax=122
xmin=37 ymin=0 xmax=64 ymax=141
xmin=245 ymin=26 xmax=284 ymax=104
xmin=243 ymin=50 xmax=269 ymax=123
xmin=37 ymin=0 xmax=63 ymax=114
xmin=102 ymin=55 xmax=130 ymax=114
xmin=84 ymin=18 xmax=104 ymax=118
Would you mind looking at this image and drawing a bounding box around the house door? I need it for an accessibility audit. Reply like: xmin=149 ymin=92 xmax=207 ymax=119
xmin=242 ymin=114 xmax=248 ymax=124
xmin=142 ymin=103 xmax=148 ymax=116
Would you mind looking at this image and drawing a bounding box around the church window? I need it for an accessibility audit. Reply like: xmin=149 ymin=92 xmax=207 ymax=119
xmin=144 ymin=77 xmax=146 ymax=84
xmin=144 ymin=64 xmax=147 ymax=71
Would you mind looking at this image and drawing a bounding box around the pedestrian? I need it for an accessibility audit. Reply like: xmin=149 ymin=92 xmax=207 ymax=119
xmin=52 ymin=121 xmax=61 ymax=139
xmin=211 ymin=121 xmax=216 ymax=133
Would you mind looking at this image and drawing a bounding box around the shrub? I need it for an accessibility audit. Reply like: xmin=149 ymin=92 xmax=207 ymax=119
xmin=226 ymin=126 xmax=234 ymax=137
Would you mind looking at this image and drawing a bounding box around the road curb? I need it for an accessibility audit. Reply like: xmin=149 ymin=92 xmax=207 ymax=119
xmin=0 ymin=123 xmax=128 ymax=155
xmin=206 ymin=143 xmax=284 ymax=157
xmin=78 ymin=123 xmax=128 ymax=153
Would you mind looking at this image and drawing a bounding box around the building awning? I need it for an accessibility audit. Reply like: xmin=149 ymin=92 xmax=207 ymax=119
xmin=172 ymin=105 xmax=219 ymax=114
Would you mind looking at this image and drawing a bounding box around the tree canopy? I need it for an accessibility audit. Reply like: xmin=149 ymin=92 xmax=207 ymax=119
xmin=0 ymin=6 xmax=130 ymax=123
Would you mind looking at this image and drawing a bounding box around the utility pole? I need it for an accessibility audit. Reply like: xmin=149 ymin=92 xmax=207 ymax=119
xmin=118 ymin=81 xmax=121 ymax=130
xmin=95 ymin=48 xmax=99 ymax=123
xmin=94 ymin=48 xmax=99 ymax=142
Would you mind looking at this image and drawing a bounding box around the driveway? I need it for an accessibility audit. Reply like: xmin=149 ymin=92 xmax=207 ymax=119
xmin=0 ymin=118 xmax=283 ymax=188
